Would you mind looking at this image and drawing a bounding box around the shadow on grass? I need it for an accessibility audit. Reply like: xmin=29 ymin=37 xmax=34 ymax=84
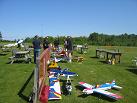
xmin=78 ymin=94 xmax=90 ymax=98
xmin=6 ymin=60 xmax=32 ymax=64
xmin=75 ymin=85 xmax=85 ymax=91
xmin=0 ymin=53 xmax=7 ymax=56
xmin=75 ymin=85 xmax=116 ymax=102
xmin=92 ymin=93 xmax=117 ymax=102
xmin=90 ymin=56 xmax=98 ymax=59
xmin=128 ymin=65 xmax=137 ymax=69
xmin=75 ymin=85 xmax=90 ymax=98
xmin=99 ymin=60 xmax=107 ymax=64
xmin=18 ymin=70 xmax=34 ymax=103
xmin=127 ymin=67 xmax=137 ymax=75
xmin=78 ymin=93 xmax=117 ymax=102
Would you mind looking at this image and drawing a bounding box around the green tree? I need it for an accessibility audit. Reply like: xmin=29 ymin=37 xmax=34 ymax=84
xmin=0 ymin=32 xmax=2 ymax=41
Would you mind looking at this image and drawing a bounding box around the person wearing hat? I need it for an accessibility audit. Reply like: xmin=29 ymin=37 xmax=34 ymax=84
xmin=43 ymin=36 xmax=50 ymax=50
xmin=32 ymin=35 xmax=41 ymax=64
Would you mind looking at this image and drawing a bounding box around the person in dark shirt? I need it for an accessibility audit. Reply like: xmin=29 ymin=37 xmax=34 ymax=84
xmin=17 ymin=39 xmax=21 ymax=49
xmin=43 ymin=36 xmax=49 ymax=50
xmin=54 ymin=38 xmax=60 ymax=51
xmin=66 ymin=36 xmax=73 ymax=63
xmin=64 ymin=38 xmax=67 ymax=51
xmin=32 ymin=35 xmax=41 ymax=64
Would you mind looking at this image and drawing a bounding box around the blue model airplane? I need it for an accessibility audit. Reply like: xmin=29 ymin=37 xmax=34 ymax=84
xmin=49 ymin=68 xmax=78 ymax=77
xmin=48 ymin=68 xmax=77 ymax=100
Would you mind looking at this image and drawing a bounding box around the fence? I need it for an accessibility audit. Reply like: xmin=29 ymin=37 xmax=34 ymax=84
xmin=33 ymin=48 xmax=50 ymax=103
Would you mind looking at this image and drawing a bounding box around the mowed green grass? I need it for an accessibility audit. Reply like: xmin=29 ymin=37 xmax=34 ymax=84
xmin=0 ymin=46 xmax=137 ymax=103
xmin=0 ymin=49 xmax=35 ymax=103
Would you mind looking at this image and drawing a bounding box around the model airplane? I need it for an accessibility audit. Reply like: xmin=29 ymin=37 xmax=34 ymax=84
xmin=58 ymin=49 xmax=66 ymax=57
xmin=4 ymin=39 xmax=24 ymax=47
xmin=49 ymin=68 xmax=78 ymax=77
xmin=48 ymin=68 xmax=77 ymax=100
xmin=48 ymin=61 xmax=59 ymax=69
xmin=52 ymin=57 xmax=67 ymax=63
xmin=79 ymin=80 xmax=123 ymax=100
xmin=48 ymin=72 xmax=62 ymax=100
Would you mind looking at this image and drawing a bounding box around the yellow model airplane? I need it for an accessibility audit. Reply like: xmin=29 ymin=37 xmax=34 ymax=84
xmin=48 ymin=61 xmax=58 ymax=69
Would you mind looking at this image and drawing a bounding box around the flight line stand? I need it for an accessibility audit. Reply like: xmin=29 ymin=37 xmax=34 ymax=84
xmin=106 ymin=52 xmax=121 ymax=65
xmin=96 ymin=49 xmax=122 ymax=65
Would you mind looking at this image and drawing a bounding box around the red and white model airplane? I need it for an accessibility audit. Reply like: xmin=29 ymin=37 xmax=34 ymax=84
xmin=79 ymin=80 xmax=123 ymax=100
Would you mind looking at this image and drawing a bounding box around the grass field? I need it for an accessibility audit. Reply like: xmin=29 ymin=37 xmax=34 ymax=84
xmin=0 ymin=46 xmax=137 ymax=103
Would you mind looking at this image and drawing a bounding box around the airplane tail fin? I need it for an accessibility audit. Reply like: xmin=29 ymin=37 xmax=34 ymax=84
xmin=111 ymin=80 xmax=116 ymax=84
xmin=63 ymin=68 xmax=69 ymax=71
xmin=112 ymin=80 xmax=122 ymax=89
xmin=54 ymin=57 xmax=58 ymax=62
xmin=113 ymin=85 xmax=122 ymax=90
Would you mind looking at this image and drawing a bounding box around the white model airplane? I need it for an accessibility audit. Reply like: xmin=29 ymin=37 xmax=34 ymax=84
xmin=79 ymin=80 xmax=123 ymax=100
xmin=4 ymin=39 xmax=24 ymax=47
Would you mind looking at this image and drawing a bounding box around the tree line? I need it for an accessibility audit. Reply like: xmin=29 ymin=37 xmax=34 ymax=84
xmin=24 ymin=32 xmax=137 ymax=46
xmin=24 ymin=36 xmax=88 ymax=45
xmin=1 ymin=32 xmax=137 ymax=46
xmin=88 ymin=32 xmax=137 ymax=46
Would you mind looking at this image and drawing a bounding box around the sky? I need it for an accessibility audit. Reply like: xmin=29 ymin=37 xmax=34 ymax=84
xmin=0 ymin=0 xmax=137 ymax=40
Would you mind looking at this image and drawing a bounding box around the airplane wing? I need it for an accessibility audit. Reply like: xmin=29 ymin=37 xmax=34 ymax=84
xmin=94 ymin=89 xmax=123 ymax=100
xmin=79 ymin=82 xmax=93 ymax=89
xmin=61 ymin=71 xmax=77 ymax=77
xmin=50 ymin=69 xmax=61 ymax=73
xmin=48 ymin=77 xmax=62 ymax=100
xmin=4 ymin=44 xmax=14 ymax=47
xmin=49 ymin=69 xmax=77 ymax=77
xmin=18 ymin=39 xmax=23 ymax=44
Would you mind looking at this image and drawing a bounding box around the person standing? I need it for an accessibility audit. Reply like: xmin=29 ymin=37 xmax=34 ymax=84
xmin=32 ymin=35 xmax=41 ymax=64
xmin=54 ymin=38 xmax=60 ymax=51
xmin=43 ymin=36 xmax=50 ymax=50
xmin=64 ymin=38 xmax=68 ymax=51
xmin=66 ymin=36 xmax=73 ymax=63
xmin=17 ymin=39 xmax=21 ymax=49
